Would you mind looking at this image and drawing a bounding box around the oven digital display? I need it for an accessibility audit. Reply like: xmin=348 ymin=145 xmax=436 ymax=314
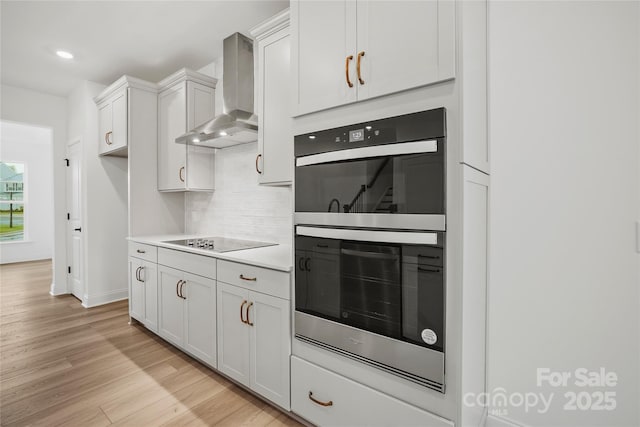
xmin=349 ymin=129 xmax=364 ymax=142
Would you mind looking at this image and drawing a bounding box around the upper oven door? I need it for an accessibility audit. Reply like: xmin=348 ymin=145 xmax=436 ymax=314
xmin=295 ymin=140 xmax=445 ymax=231
xmin=294 ymin=108 xmax=447 ymax=231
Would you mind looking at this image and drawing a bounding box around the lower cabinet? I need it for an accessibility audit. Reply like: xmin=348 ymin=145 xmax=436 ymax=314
xmin=291 ymin=356 xmax=453 ymax=427
xmin=128 ymin=256 xmax=158 ymax=332
xmin=217 ymin=281 xmax=291 ymax=410
xmin=158 ymin=264 xmax=216 ymax=368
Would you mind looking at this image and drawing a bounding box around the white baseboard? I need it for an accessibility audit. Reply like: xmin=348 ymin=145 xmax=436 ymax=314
xmin=82 ymin=289 xmax=128 ymax=308
xmin=485 ymin=414 xmax=526 ymax=427
xmin=49 ymin=281 xmax=68 ymax=296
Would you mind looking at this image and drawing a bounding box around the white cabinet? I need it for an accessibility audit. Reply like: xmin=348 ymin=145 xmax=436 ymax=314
xmin=128 ymin=241 xmax=159 ymax=332
xmin=217 ymin=261 xmax=291 ymax=410
xmin=157 ymin=69 xmax=217 ymax=191
xmin=97 ymin=87 xmax=127 ymax=156
xmin=251 ymin=10 xmax=293 ymax=186
xmin=291 ymin=0 xmax=456 ymax=115
xmin=291 ymin=357 xmax=453 ymax=427
xmin=158 ymin=252 xmax=216 ymax=368
xmin=95 ymin=76 xmax=157 ymax=157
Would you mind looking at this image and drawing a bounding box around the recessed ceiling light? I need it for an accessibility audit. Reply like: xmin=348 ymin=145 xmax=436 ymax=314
xmin=192 ymin=138 xmax=200 ymax=143
xmin=219 ymin=131 xmax=228 ymax=136
xmin=56 ymin=50 xmax=74 ymax=59
xmin=308 ymin=135 xmax=316 ymax=139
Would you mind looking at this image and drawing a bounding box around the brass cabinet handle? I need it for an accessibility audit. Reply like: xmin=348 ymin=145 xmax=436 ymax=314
xmin=176 ymin=280 xmax=183 ymax=298
xmin=179 ymin=166 xmax=185 ymax=183
xmin=345 ymin=55 xmax=354 ymax=88
xmin=138 ymin=267 xmax=145 ymax=283
xmin=357 ymin=51 xmax=365 ymax=85
xmin=105 ymin=131 xmax=113 ymax=145
xmin=256 ymin=154 xmax=262 ymax=174
xmin=240 ymin=300 xmax=248 ymax=324
xmin=135 ymin=266 xmax=142 ymax=282
xmin=179 ymin=280 xmax=186 ymax=299
xmin=308 ymin=391 xmax=333 ymax=407
xmin=239 ymin=274 xmax=257 ymax=282
xmin=246 ymin=302 xmax=254 ymax=326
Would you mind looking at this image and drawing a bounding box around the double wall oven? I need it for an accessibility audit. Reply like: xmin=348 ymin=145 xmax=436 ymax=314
xmin=294 ymin=108 xmax=447 ymax=392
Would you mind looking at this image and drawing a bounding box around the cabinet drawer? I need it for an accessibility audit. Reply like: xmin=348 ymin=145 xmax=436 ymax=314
xmin=217 ymin=260 xmax=290 ymax=300
xmin=128 ymin=242 xmax=158 ymax=263
xmin=291 ymin=357 xmax=452 ymax=427
xmin=158 ymin=248 xmax=216 ymax=279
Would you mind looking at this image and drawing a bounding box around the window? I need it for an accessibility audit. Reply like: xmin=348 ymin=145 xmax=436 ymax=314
xmin=0 ymin=161 xmax=25 ymax=242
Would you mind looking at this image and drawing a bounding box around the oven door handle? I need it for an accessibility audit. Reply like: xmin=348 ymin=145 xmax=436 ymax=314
xmin=340 ymin=248 xmax=398 ymax=260
xmin=296 ymin=225 xmax=438 ymax=245
xmin=295 ymin=139 xmax=438 ymax=167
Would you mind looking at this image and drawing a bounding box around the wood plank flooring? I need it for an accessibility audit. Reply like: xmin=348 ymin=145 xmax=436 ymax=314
xmin=0 ymin=260 xmax=302 ymax=426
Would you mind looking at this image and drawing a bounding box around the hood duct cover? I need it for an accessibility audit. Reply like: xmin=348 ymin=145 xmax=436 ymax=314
xmin=176 ymin=32 xmax=258 ymax=148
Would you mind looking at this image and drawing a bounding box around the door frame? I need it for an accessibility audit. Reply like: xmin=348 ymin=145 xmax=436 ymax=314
xmin=65 ymin=138 xmax=84 ymax=303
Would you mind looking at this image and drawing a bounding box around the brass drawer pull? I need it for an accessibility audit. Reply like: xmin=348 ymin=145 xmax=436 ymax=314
xmin=105 ymin=131 xmax=113 ymax=145
xmin=179 ymin=280 xmax=186 ymax=299
xmin=240 ymin=300 xmax=248 ymax=324
xmin=246 ymin=302 xmax=254 ymax=326
xmin=345 ymin=55 xmax=354 ymax=88
xmin=239 ymin=274 xmax=257 ymax=282
xmin=256 ymin=154 xmax=262 ymax=174
xmin=356 ymin=51 xmax=365 ymax=85
xmin=308 ymin=391 xmax=333 ymax=407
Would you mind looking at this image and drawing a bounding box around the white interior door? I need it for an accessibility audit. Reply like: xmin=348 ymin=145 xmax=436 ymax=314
xmin=66 ymin=140 xmax=83 ymax=301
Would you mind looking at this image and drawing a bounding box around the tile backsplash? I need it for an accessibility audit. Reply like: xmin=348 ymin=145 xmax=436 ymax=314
xmin=186 ymin=141 xmax=293 ymax=245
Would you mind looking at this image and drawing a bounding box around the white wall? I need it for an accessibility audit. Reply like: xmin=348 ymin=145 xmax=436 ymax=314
xmin=0 ymin=122 xmax=53 ymax=263
xmin=186 ymin=141 xmax=292 ymax=244
xmin=0 ymin=84 xmax=67 ymax=293
xmin=67 ymin=81 xmax=128 ymax=307
xmin=488 ymin=2 xmax=639 ymax=426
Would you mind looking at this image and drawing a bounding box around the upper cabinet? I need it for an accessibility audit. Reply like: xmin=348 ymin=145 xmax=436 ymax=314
xmin=95 ymin=76 xmax=157 ymax=157
xmin=251 ymin=10 xmax=293 ymax=186
xmin=291 ymin=0 xmax=456 ymax=116
xmin=157 ymin=69 xmax=217 ymax=192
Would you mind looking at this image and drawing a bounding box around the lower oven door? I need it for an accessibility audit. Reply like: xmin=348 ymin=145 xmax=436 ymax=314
xmin=294 ymin=225 xmax=446 ymax=391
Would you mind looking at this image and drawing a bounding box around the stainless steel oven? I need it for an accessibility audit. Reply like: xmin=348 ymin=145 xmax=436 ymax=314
xmin=294 ymin=108 xmax=447 ymax=392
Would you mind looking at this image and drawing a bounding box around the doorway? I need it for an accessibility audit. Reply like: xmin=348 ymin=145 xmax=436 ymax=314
xmin=66 ymin=139 xmax=83 ymax=301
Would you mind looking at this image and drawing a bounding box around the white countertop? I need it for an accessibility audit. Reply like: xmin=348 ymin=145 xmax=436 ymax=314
xmin=128 ymin=234 xmax=292 ymax=272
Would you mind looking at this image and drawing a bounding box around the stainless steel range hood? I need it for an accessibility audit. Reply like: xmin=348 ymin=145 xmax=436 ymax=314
xmin=176 ymin=32 xmax=257 ymax=148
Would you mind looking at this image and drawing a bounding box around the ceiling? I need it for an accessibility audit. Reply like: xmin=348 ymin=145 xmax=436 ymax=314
xmin=0 ymin=1 xmax=289 ymax=97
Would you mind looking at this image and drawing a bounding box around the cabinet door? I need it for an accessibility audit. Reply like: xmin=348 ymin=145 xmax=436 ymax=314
xmin=158 ymin=83 xmax=187 ymax=191
xmin=355 ymin=0 xmax=455 ymax=101
xmin=185 ymin=81 xmax=215 ymax=190
xmin=216 ymin=282 xmax=250 ymax=386
xmin=98 ymin=101 xmax=113 ymax=155
xmin=110 ymin=89 xmax=128 ymax=151
xmin=158 ymin=266 xmax=184 ymax=347
xmin=183 ymin=272 xmax=216 ymax=367
xmin=141 ymin=260 xmax=158 ymax=333
xmin=249 ymin=291 xmax=291 ymax=410
xmin=258 ymin=29 xmax=292 ymax=185
xmin=129 ymin=258 xmax=145 ymax=322
xmin=292 ymin=0 xmax=357 ymax=115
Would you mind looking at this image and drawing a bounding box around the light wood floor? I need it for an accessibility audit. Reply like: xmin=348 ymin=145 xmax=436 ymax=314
xmin=0 ymin=260 xmax=302 ymax=427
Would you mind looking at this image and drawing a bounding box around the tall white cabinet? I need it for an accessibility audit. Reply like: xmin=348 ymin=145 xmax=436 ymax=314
xmin=289 ymin=1 xmax=490 ymax=426
xmin=251 ymin=10 xmax=293 ymax=186
xmin=291 ymin=0 xmax=455 ymax=116
xmin=157 ymin=69 xmax=217 ymax=192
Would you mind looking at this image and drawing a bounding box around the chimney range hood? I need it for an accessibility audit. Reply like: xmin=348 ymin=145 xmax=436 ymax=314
xmin=176 ymin=32 xmax=257 ymax=148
